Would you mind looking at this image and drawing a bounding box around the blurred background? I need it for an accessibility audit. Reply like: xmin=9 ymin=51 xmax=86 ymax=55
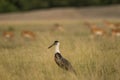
xmin=0 ymin=0 xmax=120 ymax=13
xmin=0 ymin=1 xmax=120 ymax=80
xmin=0 ymin=0 xmax=120 ymax=20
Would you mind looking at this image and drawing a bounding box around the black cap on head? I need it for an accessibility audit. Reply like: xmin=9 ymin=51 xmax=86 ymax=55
xmin=54 ymin=40 xmax=59 ymax=43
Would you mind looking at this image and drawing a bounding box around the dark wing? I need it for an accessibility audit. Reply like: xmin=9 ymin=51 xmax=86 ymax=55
xmin=54 ymin=53 xmax=76 ymax=75
xmin=61 ymin=57 xmax=76 ymax=74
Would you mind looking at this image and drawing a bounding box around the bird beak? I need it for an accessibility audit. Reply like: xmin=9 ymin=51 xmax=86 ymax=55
xmin=48 ymin=43 xmax=55 ymax=49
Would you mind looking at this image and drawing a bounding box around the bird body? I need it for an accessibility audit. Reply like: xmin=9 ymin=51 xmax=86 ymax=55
xmin=48 ymin=41 xmax=76 ymax=75
xmin=54 ymin=53 xmax=76 ymax=74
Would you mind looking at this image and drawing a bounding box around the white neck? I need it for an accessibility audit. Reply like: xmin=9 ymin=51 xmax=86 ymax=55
xmin=55 ymin=43 xmax=60 ymax=53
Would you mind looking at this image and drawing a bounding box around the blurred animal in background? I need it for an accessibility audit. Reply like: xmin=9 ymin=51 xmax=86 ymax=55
xmin=111 ymin=28 xmax=120 ymax=38
xmin=84 ymin=21 xmax=106 ymax=39
xmin=103 ymin=20 xmax=120 ymax=38
xmin=21 ymin=30 xmax=36 ymax=40
xmin=52 ymin=23 xmax=65 ymax=32
xmin=2 ymin=31 xmax=14 ymax=41
xmin=2 ymin=26 xmax=15 ymax=41
xmin=103 ymin=20 xmax=120 ymax=29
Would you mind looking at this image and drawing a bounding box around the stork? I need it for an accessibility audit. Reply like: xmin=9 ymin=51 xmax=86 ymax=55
xmin=48 ymin=41 xmax=76 ymax=75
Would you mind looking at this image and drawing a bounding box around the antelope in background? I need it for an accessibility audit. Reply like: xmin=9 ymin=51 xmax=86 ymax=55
xmin=52 ymin=23 xmax=65 ymax=32
xmin=103 ymin=20 xmax=120 ymax=38
xmin=2 ymin=31 xmax=14 ymax=41
xmin=111 ymin=29 xmax=120 ymax=37
xmin=84 ymin=21 xmax=106 ymax=39
xmin=21 ymin=30 xmax=36 ymax=40
xmin=103 ymin=20 xmax=120 ymax=29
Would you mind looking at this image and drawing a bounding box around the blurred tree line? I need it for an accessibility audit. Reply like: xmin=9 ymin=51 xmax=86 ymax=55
xmin=0 ymin=0 xmax=120 ymax=13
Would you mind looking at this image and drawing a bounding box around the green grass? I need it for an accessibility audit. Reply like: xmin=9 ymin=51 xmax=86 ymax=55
xmin=0 ymin=20 xmax=120 ymax=80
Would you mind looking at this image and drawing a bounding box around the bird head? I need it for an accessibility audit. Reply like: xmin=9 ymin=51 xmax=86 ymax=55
xmin=48 ymin=41 xmax=59 ymax=49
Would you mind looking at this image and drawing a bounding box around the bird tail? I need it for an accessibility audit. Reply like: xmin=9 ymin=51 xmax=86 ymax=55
xmin=69 ymin=69 xmax=79 ymax=80
xmin=69 ymin=67 xmax=77 ymax=76
xmin=72 ymin=69 xmax=77 ymax=76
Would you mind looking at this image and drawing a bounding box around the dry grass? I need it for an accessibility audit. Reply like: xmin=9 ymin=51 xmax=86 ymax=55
xmin=0 ymin=20 xmax=120 ymax=80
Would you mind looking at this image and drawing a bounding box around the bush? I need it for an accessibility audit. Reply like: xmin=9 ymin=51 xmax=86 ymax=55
xmin=0 ymin=0 xmax=18 ymax=13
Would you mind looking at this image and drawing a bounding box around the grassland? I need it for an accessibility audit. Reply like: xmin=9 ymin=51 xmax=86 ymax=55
xmin=0 ymin=20 xmax=120 ymax=80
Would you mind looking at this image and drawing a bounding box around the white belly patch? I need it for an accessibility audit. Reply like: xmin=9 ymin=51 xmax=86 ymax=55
xmin=96 ymin=31 xmax=102 ymax=35
xmin=116 ymin=33 xmax=120 ymax=36
xmin=6 ymin=35 xmax=11 ymax=38
xmin=25 ymin=34 xmax=32 ymax=38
